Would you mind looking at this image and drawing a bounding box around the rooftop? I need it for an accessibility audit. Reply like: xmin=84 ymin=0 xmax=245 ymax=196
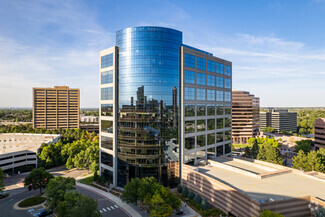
xmin=197 ymin=157 xmax=325 ymax=203
xmin=0 ymin=133 xmax=60 ymax=155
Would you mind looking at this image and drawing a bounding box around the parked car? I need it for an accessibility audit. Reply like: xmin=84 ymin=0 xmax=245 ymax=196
xmin=38 ymin=209 xmax=53 ymax=217
xmin=175 ymin=209 xmax=183 ymax=215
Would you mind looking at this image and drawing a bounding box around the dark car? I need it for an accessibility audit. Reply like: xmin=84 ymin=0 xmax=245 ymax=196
xmin=38 ymin=209 xmax=53 ymax=217
xmin=175 ymin=209 xmax=183 ymax=215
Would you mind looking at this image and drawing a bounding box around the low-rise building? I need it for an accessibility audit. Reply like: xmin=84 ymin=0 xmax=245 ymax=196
xmin=315 ymin=118 xmax=325 ymax=150
xmin=80 ymin=124 xmax=99 ymax=133
xmin=0 ymin=133 xmax=60 ymax=174
xmin=80 ymin=115 xmax=98 ymax=123
xmin=260 ymin=109 xmax=297 ymax=133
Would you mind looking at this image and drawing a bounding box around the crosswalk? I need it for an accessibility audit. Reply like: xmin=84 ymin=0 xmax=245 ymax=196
xmin=99 ymin=205 xmax=119 ymax=213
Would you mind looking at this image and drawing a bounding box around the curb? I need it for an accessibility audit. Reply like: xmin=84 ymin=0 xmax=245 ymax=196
xmin=13 ymin=198 xmax=46 ymax=210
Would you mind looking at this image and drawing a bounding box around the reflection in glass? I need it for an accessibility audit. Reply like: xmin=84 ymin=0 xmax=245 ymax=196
xmin=207 ymin=119 xmax=215 ymax=131
xmin=197 ymin=135 xmax=206 ymax=147
xmin=207 ymin=147 xmax=215 ymax=158
xmin=197 ymin=120 xmax=206 ymax=132
xmin=101 ymin=104 xmax=113 ymax=116
xmin=101 ymin=120 xmax=113 ymax=133
xmin=101 ymin=152 xmax=113 ymax=167
xmin=217 ymin=118 xmax=223 ymax=129
xmin=185 ymin=104 xmax=195 ymax=117
xmin=196 ymin=104 xmax=206 ymax=116
xmin=207 ymin=104 xmax=215 ymax=116
xmin=207 ymin=133 xmax=215 ymax=145
xmin=217 ymin=145 xmax=224 ymax=156
xmin=185 ymin=137 xmax=195 ymax=150
xmin=217 ymin=132 xmax=224 ymax=143
xmin=101 ymin=136 xmax=113 ymax=150
xmin=185 ymin=121 xmax=195 ymax=134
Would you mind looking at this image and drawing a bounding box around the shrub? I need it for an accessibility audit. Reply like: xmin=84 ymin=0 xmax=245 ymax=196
xmin=182 ymin=186 xmax=189 ymax=197
xmin=193 ymin=193 xmax=202 ymax=204
xmin=201 ymin=198 xmax=210 ymax=210
xmin=18 ymin=196 xmax=46 ymax=207
xmin=93 ymin=171 xmax=98 ymax=181
xmin=188 ymin=191 xmax=195 ymax=199
xmin=177 ymin=184 xmax=183 ymax=193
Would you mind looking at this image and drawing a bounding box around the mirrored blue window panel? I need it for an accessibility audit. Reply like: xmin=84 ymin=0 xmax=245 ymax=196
xmin=184 ymin=70 xmax=195 ymax=84
xmin=225 ymin=91 xmax=231 ymax=102
xmin=216 ymin=91 xmax=224 ymax=101
xmin=207 ymin=60 xmax=215 ymax=72
xmin=216 ymin=77 xmax=224 ymax=88
xmin=197 ymin=88 xmax=206 ymax=100
xmin=185 ymin=87 xmax=195 ymax=100
xmin=101 ymin=87 xmax=113 ymax=100
xmin=101 ymin=70 xmax=113 ymax=84
xmin=207 ymin=75 xmax=215 ymax=86
xmin=197 ymin=73 xmax=206 ymax=85
xmin=196 ymin=57 xmax=206 ymax=70
xmin=101 ymin=53 xmax=113 ymax=68
xmin=216 ymin=63 xmax=224 ymax=74
xmin=225 ymin=65 xmax=231 ymax=76
xmin=185 ymin=53 xmax=195 ymax=68
xmin=225 ymin=78 xmax=231 ymax=89
xmin=207 ymin=89 xmax=215 ymax=101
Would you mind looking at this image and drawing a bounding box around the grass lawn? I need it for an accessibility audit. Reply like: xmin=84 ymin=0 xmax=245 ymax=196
xmin=18 ymin=196 xmax=46 ymax=207
xmin=78 ymin=175 xmax=94 ymax=185
xmin=232 ymin=143 xmax=252 ymax=148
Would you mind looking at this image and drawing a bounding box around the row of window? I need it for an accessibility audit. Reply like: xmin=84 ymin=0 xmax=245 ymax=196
xmin=101 ymin=87 xmax=113 ymax=100
xmin=185 ymin=104 xmax=231 ymax=117
xmin=184 ymin=53 xmax=231 ymax=75
xmin=184 ymin=71 xmax=231 ymax=88
xmin=184 ymin=131 xmax=231 ymax=150
xmin=184 ymin=144 xmax=231 ymax=164
xmin=101 ymin=54 xmax=113 ymax=69
xmin=184 ymin=117 xmax=231 ymax=134
xmin=184 ymin=88 xmax=231 ymax=101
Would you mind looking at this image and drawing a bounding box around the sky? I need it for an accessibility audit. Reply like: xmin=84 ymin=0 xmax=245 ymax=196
xmin=1 ymin=0 xmax=325 ymax=108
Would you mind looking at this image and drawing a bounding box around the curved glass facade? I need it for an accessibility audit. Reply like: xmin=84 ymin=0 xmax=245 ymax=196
xmin=116 ymin=27 xmax=182 ymax=187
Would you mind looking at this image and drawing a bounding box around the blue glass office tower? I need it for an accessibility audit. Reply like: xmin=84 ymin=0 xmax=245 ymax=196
xmin=99 ymin=26 xmax=232 ymax=187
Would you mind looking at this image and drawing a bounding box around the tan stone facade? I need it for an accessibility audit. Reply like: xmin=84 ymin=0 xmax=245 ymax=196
xmin=232 ymin=90 xmax=259 ymax=144
xmin=33 ymin=86 xmax=80 ymax=129
xmin=315 ymin=118 xmax=325 ymax=150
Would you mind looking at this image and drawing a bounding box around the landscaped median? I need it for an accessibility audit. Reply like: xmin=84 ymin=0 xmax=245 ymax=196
xmin=18 ymin=196 xmax=46 ymax=208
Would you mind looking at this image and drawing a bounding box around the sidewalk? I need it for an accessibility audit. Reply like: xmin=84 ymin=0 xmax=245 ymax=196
xmin=76 ymin=182 xmax=142 ymax=217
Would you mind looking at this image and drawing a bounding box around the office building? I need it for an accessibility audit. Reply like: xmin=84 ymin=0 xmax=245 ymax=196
xmin=0 ymin=133 xmax=60 ymax=174
xmin=99 ymin=26 xmax=232 ymax=187
xmin=260 ymin=109 xmax=297 ymax=133
xmin=232 ymin=90 xmax=259 ymax=143
xmin=315 ymin=118 xmax=325 ymax=150
xmin=33 ymin=86 xmax=80 ymax=129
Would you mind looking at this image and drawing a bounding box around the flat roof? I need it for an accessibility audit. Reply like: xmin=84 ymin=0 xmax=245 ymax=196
xmin=198 ymin=157 xmax=325 ymax=202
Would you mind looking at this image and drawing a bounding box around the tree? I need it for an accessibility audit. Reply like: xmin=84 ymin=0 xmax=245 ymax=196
xmin=24 ymin=167 xmax=54 ymax=194
xmin=263 ymin=127 xmax=275 ymax=133
xmin=0 ymin=168 xmax=5 ymax=192
xmin=306 ymin=151 xmax=325 ymax=172
xmin=121 ymin=178 xmax=142 ymax=204
xmin=177 ymin=184 xmax=182 ymax=193
xmin=56 ymin=191 xmax=100 ymax=217
xmin=182 ymin=185 xmax=189 ymax=197
xmin=295 ymin=140 xmax=313 ymax=153
xmin=188 ymin=191 xmax=195 ymax=199
xmin=201 ymin=198 xmax=210 ymax=210
xmin=292 ymin=150 xmax=307 ymax=170
xmin=260 ymin=209 xmax=283 ymax=217
xmin=150 ymin=193 xmax=173 ymax=217
xmin=45 ymin=176 xmax=75 ymax=209
xmin=194 ymin=193 xmax=202 ymax=204
xmin=316 ymin=207 xmax=325 ymax=217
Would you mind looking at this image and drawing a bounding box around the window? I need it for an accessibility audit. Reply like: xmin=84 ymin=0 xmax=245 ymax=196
xmin=207 ymin=119 xmax=215 ymax=131
xmin=225 ymin=105 xmax=231 ymax=115
xmin=225 ymin=91 xmax=231 ymax=102
xmin=207 ymin=133 xmax=215 ymax=145
xmin=207 ymin=75 xmax=215 ymax=86
xmin=216 ymin=77 xmax=223 ymax=88
xmin=225 ymin=65 xmax=231 ymax=76
xmin=185 ymin=87 xmax=195 ymax=100
xmin=196 ymin=57 xmax=206 ymax=70
xmin=207 ymin=60 xmax=215 ymax=72
xmin=197 ymin=73 xmax=206 ymax=85
xmin=207 ymin=104 xmax=215 ymax=116
xmin=197 ymin=104 xmax=206 ymax=116
xmin=197 ymin=120 xmax=206 ymax=132
xmin=101 ymin=104 xmax=113 ymax=116
xmin=101 ymin=54 xmax=113 ymax=68
xmin=185 ymin=121 xmax=195 ymax=134
xmin=225 ymin=131 xmax=231 ymax=141
xmin=225 ymin=143 xmax=231 ymax=154
xmin=217 ymin=104 xmax=224 ymax=115
xmin=101 ymin=136 xmax=113 ymax=150
xmin=207 ymin=89 xmax=215 ymax=101
xmin=184 ymin=70 xmax=195 ymax=84
xmin=185 ymin=53 xmax=195 ymax=68
xmin=216 ymin=91 xmax=224 ymax=101
xmin=101 ymin=152 xmax=113 ymax=167
xmin=225 ymin=78 xmax=231 ymax=89
xmin=197 ymin=89 xmax=206 ymax=100
xmin=185 ymin=104 xmax=195 ymax=117
xmin=216 ymin=63 xmax=223 ymax=74
xmin=101 ymin=168 xmax=113 ymax=184
xmin=101 ymin=70 xmax=113 ymax=84
xmin=217 ymin=144 xmax=224 ymax=155
xmin=185 ymin=137 xmax=195 ymax=150
xmin=217 ymin=132 xmax=224 ymax=143
xmin=225 ymin=117 xmax=231 ymax=128
xmin=197 ymin=135 xmax=206 ymax=147
xmin=217 ymin=118 xmax=223 ymax=129
xmin=101 ymin=87 xmax=113 ymax=100
xmin=101 ymin=120 xmax=113 ymax=133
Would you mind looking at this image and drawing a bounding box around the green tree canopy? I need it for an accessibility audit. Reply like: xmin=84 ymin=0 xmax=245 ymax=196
xmin=260 ymin=209 xmax=284 ymax=217
xmin=295 ymin=140 xmax=313 ymax=153
xmin=24 ymin=167 xmax=54 ymax=194
xmin=0 ymin=168 xmax=5 ymax=192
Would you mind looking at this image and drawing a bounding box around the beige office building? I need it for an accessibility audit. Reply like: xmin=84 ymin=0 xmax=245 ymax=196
xmin=232 ymin=90 xmax=259 ymax=144
xmin=33 ymin=86 xmax=80 ymax=129
xmin=315 ymin=118 xmax=325 ymax=150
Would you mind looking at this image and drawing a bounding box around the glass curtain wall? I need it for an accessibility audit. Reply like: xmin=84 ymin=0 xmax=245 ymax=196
xmin=116 ymin=27 xmax=182 ymax=187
